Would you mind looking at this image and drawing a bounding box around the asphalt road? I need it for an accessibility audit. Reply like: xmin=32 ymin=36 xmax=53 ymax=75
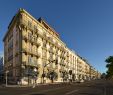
xmin=0 ymin=79 xmax=113 ymax=95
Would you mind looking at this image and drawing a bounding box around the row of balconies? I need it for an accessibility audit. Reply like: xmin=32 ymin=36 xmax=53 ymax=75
xmin=42 ymin=46 xmax=66 ymax=60
xmin=20 ymin=20 xmax=66 ymax=52
xmin=22 ymin=47 xmax=41 ymax=58
xmin=23 ymin=35 xmax=67 ymax=58
xmin=22 ymin=61 xmax=40 ymax=68
xmin=22 ymin=35 xmax=41 ymax=47
xmin=20 ymin=19 xmax=96 ymax=67
xmin=21 ymin=49 xmax=93 ymax=74
xmin=20 ymin=21 xmax=97 ymax=76
xmin=41 ymin=34 xmax=66 ymax=52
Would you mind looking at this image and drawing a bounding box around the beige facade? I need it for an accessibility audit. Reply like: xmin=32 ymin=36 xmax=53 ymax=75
xmin=3 ymin=9 xmax=101 ymax=85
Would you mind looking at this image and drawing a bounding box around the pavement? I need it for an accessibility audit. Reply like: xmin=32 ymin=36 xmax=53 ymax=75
xmin=0 ymin=79 xmax=113 ymax=95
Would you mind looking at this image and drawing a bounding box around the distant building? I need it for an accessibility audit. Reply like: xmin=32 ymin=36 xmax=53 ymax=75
xmin=0 ymin=57 xmax=4 ymax=82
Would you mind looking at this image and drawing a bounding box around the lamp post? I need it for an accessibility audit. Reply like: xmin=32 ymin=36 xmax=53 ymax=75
xmin=5 ymin=70 xmax=9 ymax=87
xmin=32 ymin=68 xmax=37 ymax=88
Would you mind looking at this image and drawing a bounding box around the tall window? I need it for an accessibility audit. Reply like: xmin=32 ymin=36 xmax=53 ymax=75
xmin=28 ymin=21 xmax=32 ymax=28
xmin=28 ymin=32 xmax=32 ymax=40
xmin=42 ymin=49 xmax=46 ymax=58
xmin=29 ymin=43 xmax=32 ymax=52
xmin=43 ymin=40 xmax=46 ymax=48
xmin=34 ymin=57 xmax=37 ymax=65
xmin=34 ymin=36 xmax=37 ymax=42
xmin=49 ymin=52 xmax=53 ymax=61
xmin=28 ymin=56 xmax=32 ymax=64
xmin=34 ymin=25 xmax=37 ymax=31
xmin=42 ymin=60 xmax=46 ymax=67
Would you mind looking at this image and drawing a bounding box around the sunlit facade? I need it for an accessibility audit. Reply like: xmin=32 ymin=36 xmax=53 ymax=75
xmin=3 ymin=9 xmax=100 ymax=85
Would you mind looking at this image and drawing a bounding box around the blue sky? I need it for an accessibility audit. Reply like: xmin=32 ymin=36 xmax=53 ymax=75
xmin=0 ymin=0 xmax=113 ymax=73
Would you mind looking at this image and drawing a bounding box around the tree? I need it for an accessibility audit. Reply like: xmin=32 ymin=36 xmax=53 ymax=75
xmin=69 ymin=70 xmax=72 ymax=82
xmin=47 ymin=70 xmax=58 ymax=83
xmin=105 ymin=56 xmax=113 ymax=78
xmin=101 ymin=73 xmax=106 ymax=79
xmin=61 ymin=71 xmax=68 ymax=82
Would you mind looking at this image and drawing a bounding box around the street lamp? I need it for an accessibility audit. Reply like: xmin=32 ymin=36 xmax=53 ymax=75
xmin=5 ymin=70 xmax=9 ymax=87
xmin=32 ymin=68 xmax=37 ymax=88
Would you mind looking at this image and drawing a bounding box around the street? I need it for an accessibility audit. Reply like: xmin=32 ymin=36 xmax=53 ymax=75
xmin=0 ymin=79 xmax=113 ymax=95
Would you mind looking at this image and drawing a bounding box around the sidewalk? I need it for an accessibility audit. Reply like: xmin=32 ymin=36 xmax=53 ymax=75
xmin=0 ymin=82 xmax=65 ymax=88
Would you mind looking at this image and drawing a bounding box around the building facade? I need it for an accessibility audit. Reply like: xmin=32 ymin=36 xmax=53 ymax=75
xmin=3 ymin=9 xmax=101 ymax=85
xmin=0 ymin=57 xmax=4 ymax=82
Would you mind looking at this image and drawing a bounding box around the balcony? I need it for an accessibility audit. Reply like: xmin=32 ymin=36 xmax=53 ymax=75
xmin=65 ymin=65 xmax=69 ymax=68
xmin=47 ymin=37 xmax=54 ymax=45
xmin=27 ymin=51 xmax=41 ymax=58
xmin=28 ymin=62 xmax=38 ymax=67
xmin=49 ymin=49 xmax=54 ymax=53
xmin=20 ymin=20 xmax=34 ymax=32
xmin=22 ymin=47 xmax=27 ymax=53
xmin=22 ymin=61 xmax=40 ymax=68
xmin=67 ymin=53 xmax=69 ymax=57
xmin=59 ymin=67 xmax=65 ymax=72
xmin=59 ymin=61 xmax=65 ymax=67
xmin=54 ymin=42 xmax=59 ymax=48
xmin=22 ymin=35 xmax=41 ymax=47
xmin=59 ymin=46 xmax=65 ymax=52
xmin=22 ymin=48 xmax=40 ymax=58
xmin=60 ymin=53 xmax=65 ymax=59
xmin=23 ymin=35 xmax=28 ymax=41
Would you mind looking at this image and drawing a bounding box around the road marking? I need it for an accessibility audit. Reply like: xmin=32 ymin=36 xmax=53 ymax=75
xmin=65 ymin=89 xmax=79 ymax=95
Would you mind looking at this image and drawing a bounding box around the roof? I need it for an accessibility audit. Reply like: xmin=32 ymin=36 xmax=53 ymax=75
xmin=38 ymin=17 xmax=59 ymax=38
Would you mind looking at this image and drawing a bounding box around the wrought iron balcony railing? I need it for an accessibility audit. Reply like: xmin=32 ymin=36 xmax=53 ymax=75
xmin=22 ymin=48 xmax=41 ymax=58
xmin=22 ymin=35 xmax=41 ymax=47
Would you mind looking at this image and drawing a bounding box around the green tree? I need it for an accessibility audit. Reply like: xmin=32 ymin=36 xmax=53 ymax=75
xmin=105 ymin=56 xmax=113 ymax=78
xmin=47 ymin=70 xmax=58 ymax=83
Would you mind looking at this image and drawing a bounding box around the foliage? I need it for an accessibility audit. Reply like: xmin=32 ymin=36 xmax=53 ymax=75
xmin=105 ymin=56 xmax=113 ymax=78
xmin=61 ymin=71 xmax=68 ymax=81
xmin=47 ymin=70 xmax=58 ymax=83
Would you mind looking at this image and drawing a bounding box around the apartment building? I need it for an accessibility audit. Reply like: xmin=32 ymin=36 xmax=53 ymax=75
xmin=3 ymin=9 xmax=100 ymax=85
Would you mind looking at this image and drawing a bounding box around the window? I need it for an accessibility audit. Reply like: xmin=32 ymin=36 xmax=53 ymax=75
xmin=29 ymin=43 xmax=32 ymax=52
xmin=28 ymin=32 xmax=32 ymax=40
xmin=43 ymin=40 xmax=46 ymax=48
xmin=35 ymin=46 xmax=37 ymax=53
xmin=49 ymin=52 xmax=53 ymax=60
xmin=42 ymin=60 xmax=46 ymax=67
xmin=43 ymin=32 xmax=46 ymax=37
xmin=34 ymin=25 xmax=37 ymax=31
xmin=28 ymin=21 xmax=32 ymax=28
xmin=8 ymin=40 xmax=13 ymax=51
xmin=42 ymin=49 xmax=46 ymax=58
xmin=34 ymin=36 xmax=37 ymax=42
xmin=28 ymin=56 xmax=32 ymax=64
xmin=34 ymin=58 xmax=37 ymax=65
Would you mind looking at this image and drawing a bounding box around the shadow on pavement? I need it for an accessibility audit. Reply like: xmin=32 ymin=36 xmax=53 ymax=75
xmin=79 ymin=93 xmax=95 ymax=95
xmin=30 ymin=94 xmax=45 ymax=95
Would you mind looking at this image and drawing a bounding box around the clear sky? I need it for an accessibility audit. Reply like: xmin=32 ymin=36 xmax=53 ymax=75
xmin=0 ymin=0 xmax=113 ymax=73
